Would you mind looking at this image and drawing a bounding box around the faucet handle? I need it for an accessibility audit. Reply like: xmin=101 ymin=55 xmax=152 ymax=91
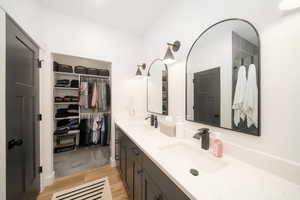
xmin=198 ymin=128 xmax=210 ymax=134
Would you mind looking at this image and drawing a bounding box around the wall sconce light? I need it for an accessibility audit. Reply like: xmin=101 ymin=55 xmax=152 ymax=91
xmin=135 ymin=63 xmax=146 ymax=77
xmin=163 ymin=40 xmax=181 ymax=65
xmin=279 ymin=0 xmax=300 ymax=10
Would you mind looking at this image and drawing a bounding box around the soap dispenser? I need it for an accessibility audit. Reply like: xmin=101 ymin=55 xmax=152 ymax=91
xmin=213 ymin=133 xmax=223 ymax=158
xmin=154 ymin=116 xmax=158 ymax=128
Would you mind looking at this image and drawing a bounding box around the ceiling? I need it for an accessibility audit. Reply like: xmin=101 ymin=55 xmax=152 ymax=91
xmin=38 ymin=0 xmax=173 ymax=36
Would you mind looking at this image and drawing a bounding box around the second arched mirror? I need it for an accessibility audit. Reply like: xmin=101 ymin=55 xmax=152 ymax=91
xmin=147 ymin=58 xmax=168 ymax=115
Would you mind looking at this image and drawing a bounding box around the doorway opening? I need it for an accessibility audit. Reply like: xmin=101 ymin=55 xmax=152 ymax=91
xmin=52 ymin=53 xmax=112 ymax=178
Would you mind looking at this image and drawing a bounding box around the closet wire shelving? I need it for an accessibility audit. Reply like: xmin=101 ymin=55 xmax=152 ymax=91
xmin=53 ymin=71 xmax=111 ymax=153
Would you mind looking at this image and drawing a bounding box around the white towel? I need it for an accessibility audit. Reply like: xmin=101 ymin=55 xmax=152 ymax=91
xmin=232 ymin=66 xmax=247 ymax=127
xmin=243 ymin=64 xmax=258 ymax=128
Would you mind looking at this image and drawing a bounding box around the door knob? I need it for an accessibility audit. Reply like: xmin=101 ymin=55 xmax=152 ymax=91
xmin=8 ymin=139 xmax=23 ymax=149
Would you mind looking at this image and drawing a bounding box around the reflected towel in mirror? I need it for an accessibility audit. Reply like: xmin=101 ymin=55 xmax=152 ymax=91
xmin=243 ymin=64 xmax=258 ymax=128
xmin=232 ymin=65 xmax=247 ymax=126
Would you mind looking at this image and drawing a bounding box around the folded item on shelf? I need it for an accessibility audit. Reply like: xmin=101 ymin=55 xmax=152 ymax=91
xmin=74 ymin=66 xmax=87 ymax=74
xmin=56 ymin=108 xmax=69 ymax=113
xmin=57 ymin=119 xmax=70 ymax=127
xmin=55 ymin=108 xmax=79 ymax=118
xmin=54 ymin=127 xmax=70 ymax=135
xmin=87 ymin=68 xmax=98 ymax=75
xmin=68 ymin=104 xmax=79 ymax=110
xmin=54 ymin=62 xmax=73 ymax=73
xmin=98 ymin=69 xmax=110 ymax=76
xmin=56 ymin=79 xmax=70 ymax=84
xmin=69 ymin=124 xmax=79 ymax=130
xmin=63 ymin=96 xmax=79 ymax=102
xmin=68 ymin=118 xmax=79 ymax=125
xmin=55 ymin=97 xmax=64 ymax=102
xmin=68 ymin=129 xmax=80 ymax=134
xmin=70 ymin=80 xmax=79 ymax=88
xmin=55 ymin=112 xmax=79 ymax=118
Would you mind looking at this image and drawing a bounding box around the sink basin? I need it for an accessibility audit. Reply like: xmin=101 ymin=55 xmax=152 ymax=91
xmin=159 ymin=142 xmax=228 ymax=174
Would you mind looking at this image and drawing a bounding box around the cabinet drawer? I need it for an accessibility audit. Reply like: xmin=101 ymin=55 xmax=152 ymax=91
xmin=142 ymin=154 xmax=190 ymax=200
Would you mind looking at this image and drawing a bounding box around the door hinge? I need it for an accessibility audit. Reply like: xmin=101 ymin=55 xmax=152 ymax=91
xmin=39 ymin=166 xmax=43 ymax=173
xmin=38 ymin=59 xmax=43 ymax=68
xmin=38 ymin=114 xmax=42 ymax=121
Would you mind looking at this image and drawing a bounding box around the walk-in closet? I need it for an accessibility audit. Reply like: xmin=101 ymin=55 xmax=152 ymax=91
xmin=52 ymin=53 xmax=111 ymax=178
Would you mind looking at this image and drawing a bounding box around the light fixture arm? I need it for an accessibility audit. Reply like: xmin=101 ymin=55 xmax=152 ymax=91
xmin=167 ymin=40 xmax=181 ymax=52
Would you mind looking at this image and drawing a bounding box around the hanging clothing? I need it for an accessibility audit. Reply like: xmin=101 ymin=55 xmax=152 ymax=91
xmin=232 ymin=65 xmax=247 ymax=127
xmin=106 ymin=83 xmax=111 ymax=107
xmin=243 ymin=64 xmax=258 ymax=128
xmin=79 ymin=82 xmax=89 ymax=109
xmin=92 ymin=115 xmax=101 ymax=144
xmin=91 ymin=82 xmax=98 ymax=109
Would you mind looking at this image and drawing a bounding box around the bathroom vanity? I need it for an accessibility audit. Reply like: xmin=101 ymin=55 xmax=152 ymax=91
xmin=115 ymin=124 xmax=190 ymax=200
xmin=115 ymin=119 xmax=300 ymax=200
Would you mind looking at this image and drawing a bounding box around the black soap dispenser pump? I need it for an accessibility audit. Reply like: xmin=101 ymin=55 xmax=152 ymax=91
xmin=154 ymin=116 xmax=158 ymax=128
xmin=150 ymin=115 xmax=155 ymax=126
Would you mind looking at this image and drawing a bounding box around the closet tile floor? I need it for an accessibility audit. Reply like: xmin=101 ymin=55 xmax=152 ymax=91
xmin=37 ymin=165 xmax=128 ymax=200
xmin=54 ymin=145 xmax=110 ymax=178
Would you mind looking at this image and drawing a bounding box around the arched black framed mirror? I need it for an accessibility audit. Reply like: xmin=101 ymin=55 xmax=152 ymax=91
xmin=147 ymin=58 xmax=168 ymax=115
xmin=186 ymin=19 xmax=261 ymax=136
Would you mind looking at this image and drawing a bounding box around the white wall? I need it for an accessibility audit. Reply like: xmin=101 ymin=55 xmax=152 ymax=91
xmin=39 ymin=9 xmax=144 ymax=186
xmin=142 ymin=0 xmax=300 ymax=164
xmin=0 ymin=0 xmax=146 ymax=191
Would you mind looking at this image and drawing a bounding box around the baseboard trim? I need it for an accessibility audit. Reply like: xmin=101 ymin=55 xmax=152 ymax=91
xmin=41 ymin=170 xmax=55 ymax=191
xmin=110 ymin=157 xmax=116 ymax=167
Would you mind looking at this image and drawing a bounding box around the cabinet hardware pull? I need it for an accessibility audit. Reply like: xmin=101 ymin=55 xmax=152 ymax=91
xmin=137 ymin=169 xmax=143 ymax=174
xmin=131 ymin=148 xmax=140 ymax=156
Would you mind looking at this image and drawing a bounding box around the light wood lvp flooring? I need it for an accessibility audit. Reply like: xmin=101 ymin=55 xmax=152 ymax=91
xmin=37 ymin=165 xmax=128 ymax=200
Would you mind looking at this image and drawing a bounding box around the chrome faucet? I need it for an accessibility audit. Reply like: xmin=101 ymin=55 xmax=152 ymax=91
xmin=145 ymin=114 xmax=155 ymax=126
xmin=193 ymin=128 xmax=210 ymax=150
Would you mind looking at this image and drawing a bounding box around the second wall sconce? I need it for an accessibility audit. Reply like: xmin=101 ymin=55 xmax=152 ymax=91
xmin=135 ymin=63 xmax=146 ymax=77
xmin=163 ymin=40 xmax=181 ymax=64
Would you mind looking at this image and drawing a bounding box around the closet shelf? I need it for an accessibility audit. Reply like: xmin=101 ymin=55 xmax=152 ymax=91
xmin=54 ymin=102 xmax=79 ymax=105
xmin=55 ymin=116 xmax=79 ymax=120
xmin=54 ymin=71 xmax=79 ymax=76
xmin=80 ymin=111 xmax=111 ymax=114
xmin=54 ymin=71 xmax=110 ymax=79
xmin=54 ymin=87 xmax=79 ymax=90
xmin=54 ymin=132 xmax=80 ymax=137
xmin=55 ymin=143 xmax=76 ymax=148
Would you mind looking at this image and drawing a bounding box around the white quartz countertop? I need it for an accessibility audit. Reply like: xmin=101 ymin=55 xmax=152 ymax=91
xmin=115 ymin=118 xmax=300 ymax=200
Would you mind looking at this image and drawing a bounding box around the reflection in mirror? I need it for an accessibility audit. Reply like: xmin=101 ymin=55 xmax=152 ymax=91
xmin=186 ymin=19 xmax=260 ymax=136
xmin=147 ymin=58 xmax=168 ymax=115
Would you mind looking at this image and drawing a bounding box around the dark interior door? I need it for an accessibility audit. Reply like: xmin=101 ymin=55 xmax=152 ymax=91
xmin=193 ymin=67 xmax=220 ymax=126
xmin=6 ymin=15 xmax=40 ymax=200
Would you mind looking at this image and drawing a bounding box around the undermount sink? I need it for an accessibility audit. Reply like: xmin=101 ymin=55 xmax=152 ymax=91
xmin=159 ymin=142 xmax=228 ymax=174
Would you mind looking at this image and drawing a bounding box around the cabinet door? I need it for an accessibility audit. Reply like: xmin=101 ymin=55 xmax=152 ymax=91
xmin=127 ymin=147 xmax=135 ymax=200
xmin=134 ymin=161 xmax=143 ymax=200
xmin=120 ymin=141 xmax=127 ymax=184
xmin=142 ymin=172 xmax=163 ymax=200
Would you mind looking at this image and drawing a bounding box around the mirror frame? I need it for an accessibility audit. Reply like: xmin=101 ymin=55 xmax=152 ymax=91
xmin=185 ymin=18 xmax=261 ymax=136
xmin=147 ymin=58 xmax=169 ymax=115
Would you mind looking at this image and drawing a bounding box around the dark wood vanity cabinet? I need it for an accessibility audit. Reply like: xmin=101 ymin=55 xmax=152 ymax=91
xmin=115 ymin=125 xmax=190 ymax=200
